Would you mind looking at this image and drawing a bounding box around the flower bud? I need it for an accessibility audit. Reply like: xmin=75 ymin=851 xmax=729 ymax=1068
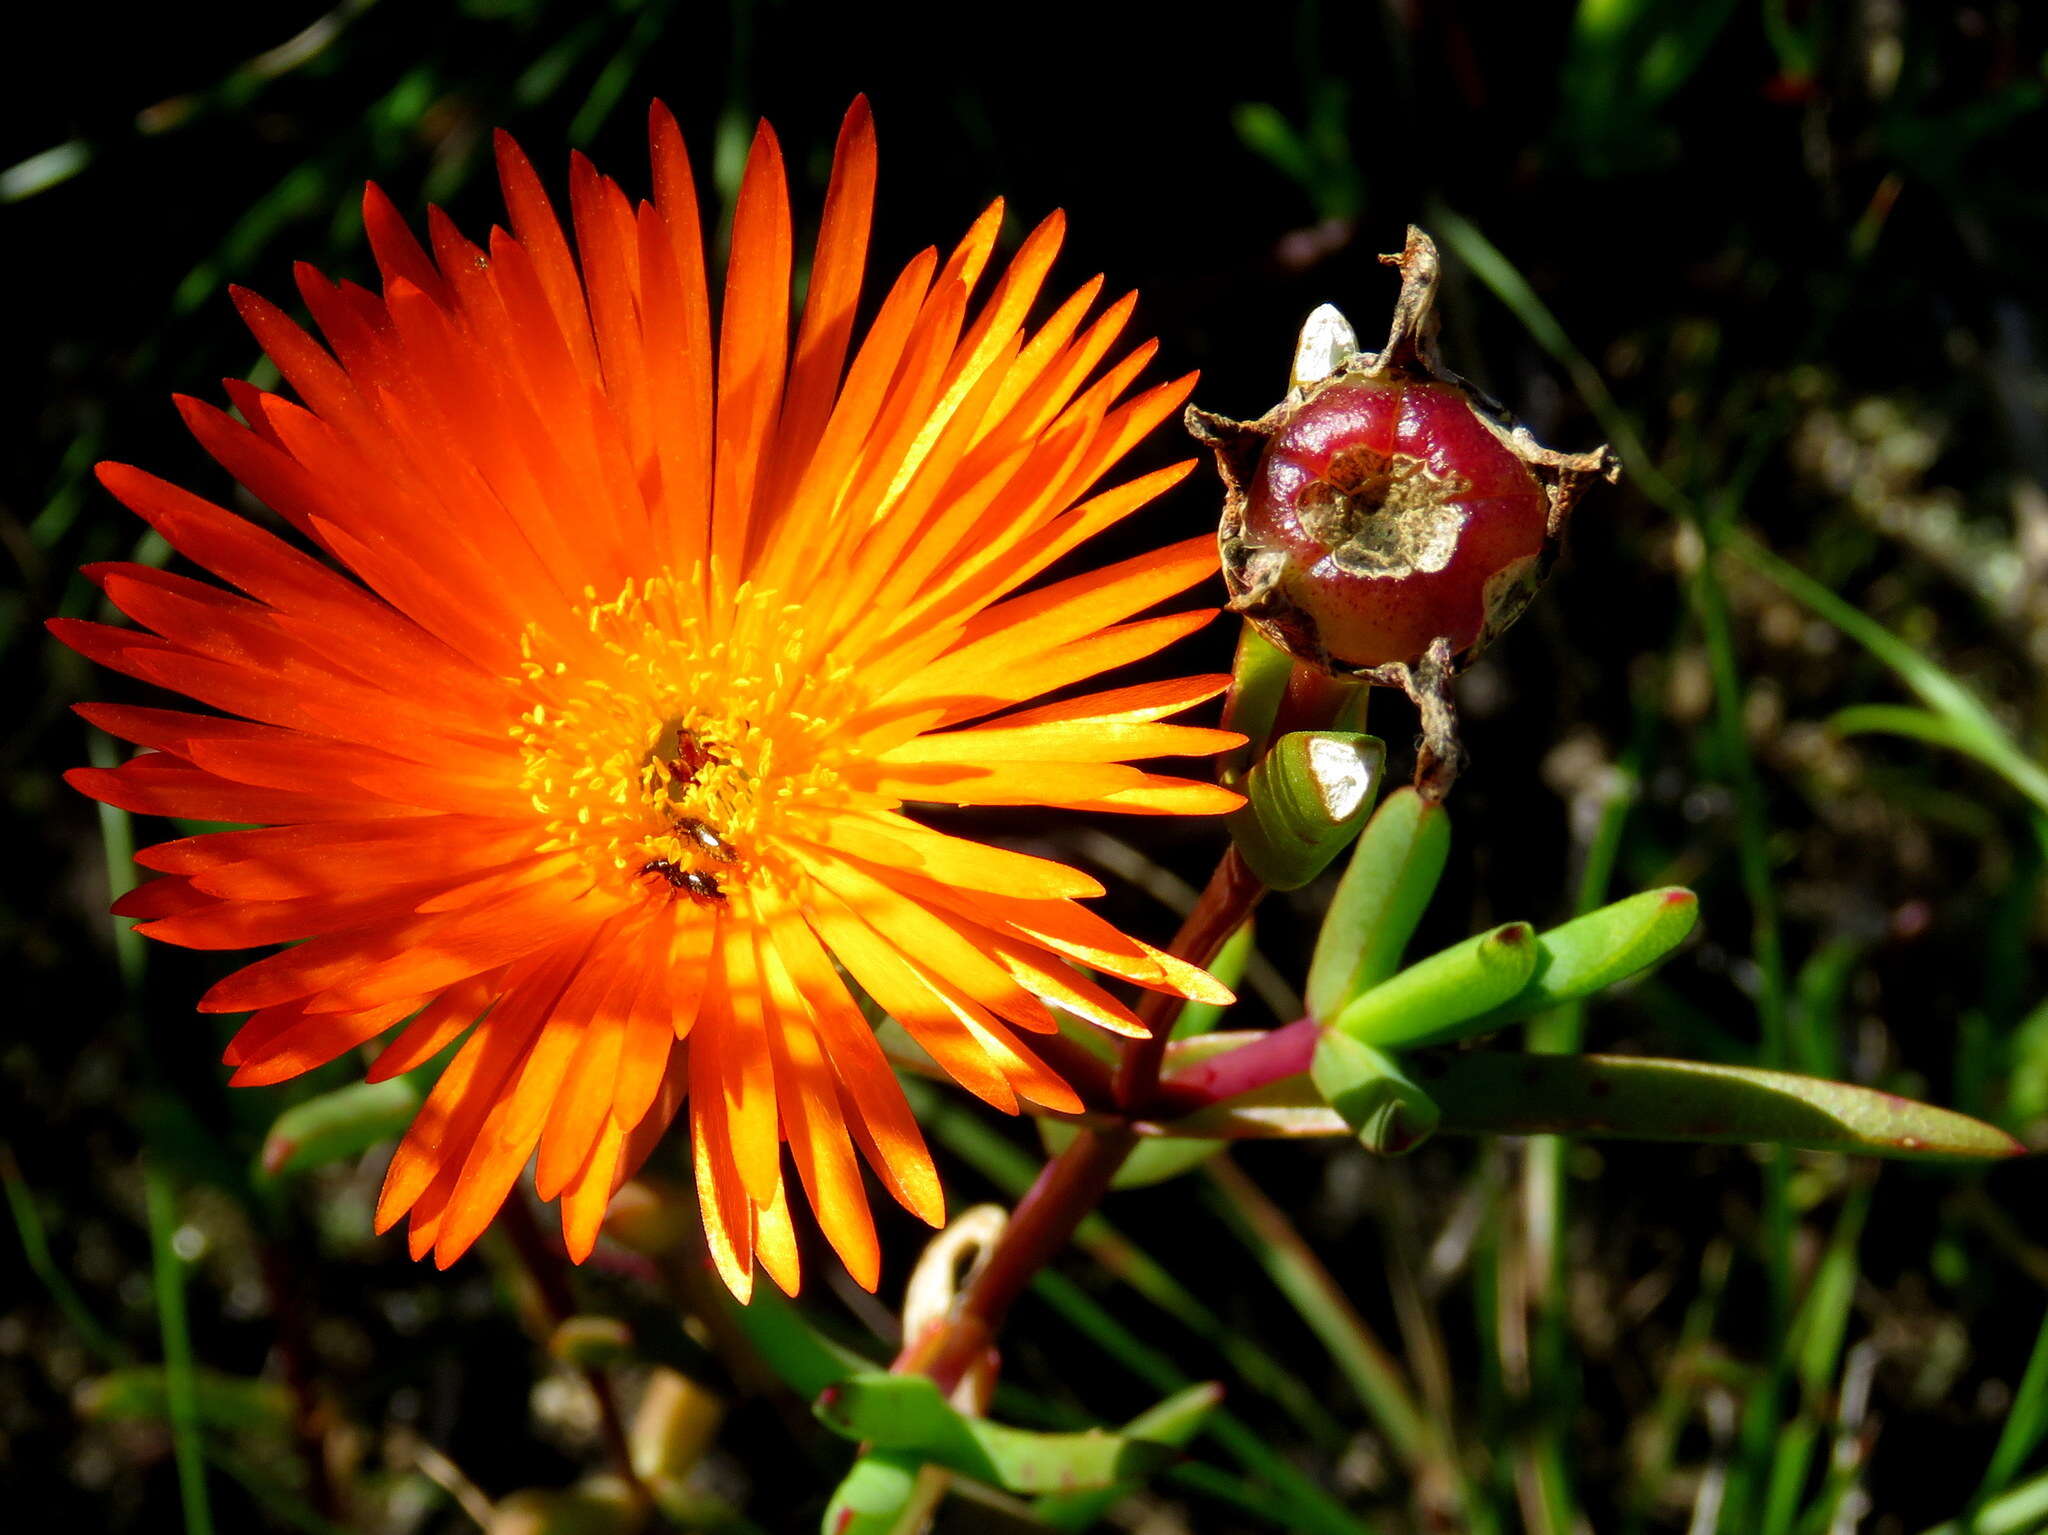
xmin=1192 ymin=229 xmax=1617 ymax=681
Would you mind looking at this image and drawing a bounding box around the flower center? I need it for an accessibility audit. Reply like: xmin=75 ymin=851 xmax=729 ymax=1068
xmin=513 ymin=571 xmax=859 ymax=900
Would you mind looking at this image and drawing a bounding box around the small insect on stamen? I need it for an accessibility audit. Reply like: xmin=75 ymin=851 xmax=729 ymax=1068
xmin=669 ymin=731 xmax=719 ymax=787
xmin=676 ymin=816 xmax=739 ymax=863
xmin=639 ymin=858 xmax=727 ymax=907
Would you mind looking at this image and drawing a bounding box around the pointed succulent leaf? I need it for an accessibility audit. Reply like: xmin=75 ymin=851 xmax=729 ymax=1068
xmin=1310 ymin=1029 xmax=1440 ymax=1155
xmin=1463 ymin=887 xmax=1699 ymax=1030
xmin=1112 ymin=1137 xmax=1232 ymax=1187
xmin=1306 ymin=787 xmax=1450 ymax=1021
xmin=1229 ymin=730 xmax=1385 ymax=890
xmin=256 ymin=1076 xmax=423 ymax=1182
xmin=821 ymin=1449 xmax=924 ymax=1535
xmin=1330 ymin=922 xmax=1538 ymax=1050
xmin=1421 ymin=1052 xmax=2026 ymax=1160
xmin=78 ymin=1366 xmax=295 ymax=1437
xmin=1032 ymin=1384 xmax=1225 ymax=1532
xmin=725 ymin=1283 xmax=862 ymax=1400
xmin=815 ymin=1373 xmax=1177 ymax=1493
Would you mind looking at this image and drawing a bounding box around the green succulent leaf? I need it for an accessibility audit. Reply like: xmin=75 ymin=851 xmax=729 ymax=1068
xmin=1306 ymin=787 xmax=1451 ymax=1022
xmin=1464 ymin=887 xmax=1700 ymax=1030
xmin=1330 ymin=922 xmax=1538 ymax=1051
xmin=1310 ymin=1029 xmax=1440 ymax=1156
xmin=1032 ymin=1384 xmax=1226 ymax=1532
xmin=820 ymin=1449 xmax=925 ymax=1535
xmin=724 ymin=1282 xmax=864 ymax=1400
xmin=255 ymin=1076 xmax=424 ymax=1183
xmin=1150 ymin=1076 xmax=1349 ymax=1140
xmin=814 ymin=1373 xmax=1177 ymax=1493
xmin=78 ymin=1366 xmax=295 ymax=1437
xmin=1421 ymin=1052 xmax=2026 ymax=1161
xmin=1228 ymin=730 xmax=1385 ymax=891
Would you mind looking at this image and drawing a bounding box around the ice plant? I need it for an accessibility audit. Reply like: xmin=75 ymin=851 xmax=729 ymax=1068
xmin=55 ymin=98 xmax=1244 ymax=1299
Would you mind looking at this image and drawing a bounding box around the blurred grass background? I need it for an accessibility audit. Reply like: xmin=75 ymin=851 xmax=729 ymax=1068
xmin=8 ymin=1 xmax=2048 ymax=1531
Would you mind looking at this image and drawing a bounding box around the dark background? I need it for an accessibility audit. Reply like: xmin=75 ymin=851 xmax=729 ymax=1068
xmin=7 ymin=2 xmax=2048 ymax=1531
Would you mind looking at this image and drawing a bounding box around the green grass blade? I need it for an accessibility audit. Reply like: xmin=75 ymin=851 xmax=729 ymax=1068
xmin=1920 ymin=1469 xmax=2048 ymax=1535
xmin=2 ymin=1146 xmax=131 ymax=1365
xmin=1736 ymin=537 xmax=2048 ymax=817
xmin=145 ymin=1161 xmax=215 ymax=1535
xmin=1974 ymin=1300 xmax=2048 ymax=1505
xmin=1201 ymin=1159 xmax=1438 ymax=1478
xmin=1762 ymin=1191 xmax=1868 ymax=1535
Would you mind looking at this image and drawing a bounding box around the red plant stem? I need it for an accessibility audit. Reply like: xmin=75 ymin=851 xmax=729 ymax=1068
xmin=916 ymin=846 xmax=1269 ymax=1394
xmin=1111 ymin=845 xmax=1266 ymax=1111
xmin=1146 ymin=1016 xmax=1320 ymax=1117
xmin=918 ymin=1125 xmax=1135 ymax=1393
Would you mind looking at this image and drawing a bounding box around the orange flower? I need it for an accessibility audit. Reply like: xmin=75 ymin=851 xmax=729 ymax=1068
xmin=56 ymin=98 xmax=1240 ymax=1299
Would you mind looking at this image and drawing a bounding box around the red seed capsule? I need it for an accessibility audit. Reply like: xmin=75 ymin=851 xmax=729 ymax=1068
xmin=1193 ymin=228 xmax=1616 ymax=683
xmin=1238 ymin=375 xmax=1551 ymax=671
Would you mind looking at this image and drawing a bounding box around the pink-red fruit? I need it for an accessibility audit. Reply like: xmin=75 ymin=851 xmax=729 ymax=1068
xmin=1192 ymin=229 xmax=1616 ymax=684
xmin=1240 ymin=376 xmax=1549 ymax=671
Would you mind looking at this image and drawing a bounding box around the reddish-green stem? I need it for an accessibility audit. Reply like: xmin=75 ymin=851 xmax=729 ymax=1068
xmin=913 ymin=846 xmax=1269 ymax=1394
xmin=1112 ymin=845 xmax=1266 ymax=1110
xmin=1146 ymin=1016 xmax=1319 ymax=1118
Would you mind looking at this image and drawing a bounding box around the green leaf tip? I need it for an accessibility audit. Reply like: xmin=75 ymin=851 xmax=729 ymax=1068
xmin=821 ymin=1448 xmax=922 ymax=1535
xmin=1229 ymin=730 xmax=1386 ymax=890
xmin=1330 ymin=921 xmax=1538 ymax=1051
xmin=255 ymin=1075 xmax=423 ymax=1183
xmin=815 ymin=1372 xmax=1177 ymax=1495
xmin=1306 ymin=787 xmax=1450 ymax=1021
xmin=1031 ymin=1383 xmax=1225 ymax=1532
xmin=1466 ymin=885 xmax=1701 ymax=1031
xmin=1311 ymin=1030 xmax=1440 ymax=1155
xmin=1422 ymin=1052 xmax=2027 ymax=1162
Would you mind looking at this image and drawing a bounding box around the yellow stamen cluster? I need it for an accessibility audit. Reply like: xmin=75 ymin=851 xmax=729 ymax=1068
xmin=514 ymin=571 xmax=864 ymax=898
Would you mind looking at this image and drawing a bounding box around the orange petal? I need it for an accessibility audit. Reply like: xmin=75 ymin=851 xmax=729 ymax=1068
xmin=758 ymin=927 xmax=880 ymax=1290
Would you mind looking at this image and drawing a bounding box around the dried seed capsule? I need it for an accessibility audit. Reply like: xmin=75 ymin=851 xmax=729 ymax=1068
xmin=1237 ymin=374 xmax=1552 ymax=671
xmin=1190 ymin=228 xmax=1618 ymax=797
